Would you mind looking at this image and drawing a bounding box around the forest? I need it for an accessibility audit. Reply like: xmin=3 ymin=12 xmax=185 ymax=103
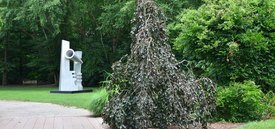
xmin=0 ymin=0 xmax=274 ymax=90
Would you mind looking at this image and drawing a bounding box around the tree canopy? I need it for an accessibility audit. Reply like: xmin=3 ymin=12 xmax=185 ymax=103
xmin=0 ymin=0 xmax=273 ymax=92
xmin=0 ymin=0 xmax=203 ymax=86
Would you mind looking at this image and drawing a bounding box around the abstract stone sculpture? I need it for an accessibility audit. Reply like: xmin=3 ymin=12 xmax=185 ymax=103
xmin=59 ymin=40 xmax=83 ymax=91
xmin=51 ymin=40 xmax=92 ymax=93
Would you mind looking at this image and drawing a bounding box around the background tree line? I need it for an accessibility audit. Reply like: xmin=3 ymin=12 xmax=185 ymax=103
xmin=0 ymin=0 xmax=202 ymax=86
xmin=0 ymin=0 xmax=273 ymax=92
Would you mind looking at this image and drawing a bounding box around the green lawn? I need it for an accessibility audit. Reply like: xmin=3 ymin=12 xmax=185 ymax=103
xmin=237 ymin=119 xmax=275 ymax=129
xmin=0 ymin=86 xmax=96 ymax=109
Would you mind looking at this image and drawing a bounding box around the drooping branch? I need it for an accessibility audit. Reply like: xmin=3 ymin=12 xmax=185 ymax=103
xmin=103 ymin=0 xmax=216 ymax=128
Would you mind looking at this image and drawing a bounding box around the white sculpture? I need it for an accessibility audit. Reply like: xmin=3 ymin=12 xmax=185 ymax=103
xmin=58 ymin=40 xmax=83 ymax=91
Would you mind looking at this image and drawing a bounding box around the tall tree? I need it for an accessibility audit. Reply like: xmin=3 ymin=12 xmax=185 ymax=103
xmin=23 ymin=0 xmax=65 ymax=85
xmin=0 ymin=0 xmax=25 ymax=85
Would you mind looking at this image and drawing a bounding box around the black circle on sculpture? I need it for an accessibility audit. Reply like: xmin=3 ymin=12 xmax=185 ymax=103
xmin=66 ymin=49 xmax=74 ymax=58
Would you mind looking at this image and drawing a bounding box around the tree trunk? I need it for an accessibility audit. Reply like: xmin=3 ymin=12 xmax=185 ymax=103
xmin=2 ymin=46 xmax=7 ymax=86
xmin=19 ymin=32 xmax=23 ymax=84
xmin=202 ymin=121 xmax=208 ymax=129
xmin=54 ymin=72 xmax=58 ymax=86
xmin=112 ymin=38 xmax=117 ymax=52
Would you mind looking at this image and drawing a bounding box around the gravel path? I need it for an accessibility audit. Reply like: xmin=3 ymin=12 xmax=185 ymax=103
xmin=0 ymin=100 xmax=245 ymax=129
xmin=0 ymin=101 xmax=109 ymax=129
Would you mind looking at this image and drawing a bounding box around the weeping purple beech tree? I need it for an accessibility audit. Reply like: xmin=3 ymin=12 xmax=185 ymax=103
xmin=103 ymin=0 xmax=216 ymax=128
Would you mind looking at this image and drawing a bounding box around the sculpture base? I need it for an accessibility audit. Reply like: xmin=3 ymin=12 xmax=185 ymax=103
xmin=50 ymin=89 xmax=93 ymax=94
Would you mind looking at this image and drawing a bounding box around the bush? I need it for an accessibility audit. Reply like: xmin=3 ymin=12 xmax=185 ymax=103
xmin=263 ymin=91 xmax=275 ymax=118
xmin=170 ymin=0 xmax=275 ymax=91
xmin=103 ymin=0 xmax=216 ymax=128
xmin=216 ymin=81 xmax=267 ymax=122
xmin=89 ymin=88 xmax=108 ymax=116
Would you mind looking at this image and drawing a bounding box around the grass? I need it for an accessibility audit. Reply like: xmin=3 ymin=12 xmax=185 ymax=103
xmin=237 ymin=119 xmax=275 ymax=129
xmin=89 ymin=88 xmax=108 ymax=116
xmin=0 ymin=86 xmax=97 ymax=109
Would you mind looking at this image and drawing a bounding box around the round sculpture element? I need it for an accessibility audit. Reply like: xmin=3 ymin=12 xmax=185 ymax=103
xmin=65 ymin=49 xmax=75 ymax=58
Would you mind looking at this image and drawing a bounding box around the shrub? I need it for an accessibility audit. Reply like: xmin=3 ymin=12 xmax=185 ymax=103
xmin=216 ymin=81 xmax=267 ymax=122
xmin=89 ymin=88 xmax=108 ymax=116
xmin=170 ymin=0 xmax=275 ymax=91
xmin=263 ymin=91 xmax=275 ymax=118
xmin=103 ymin=0 xmax=216 ymax=128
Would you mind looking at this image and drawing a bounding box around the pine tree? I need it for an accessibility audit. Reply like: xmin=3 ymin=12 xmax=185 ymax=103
xmin=103 ymin=0 xmax=216 ymax=128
